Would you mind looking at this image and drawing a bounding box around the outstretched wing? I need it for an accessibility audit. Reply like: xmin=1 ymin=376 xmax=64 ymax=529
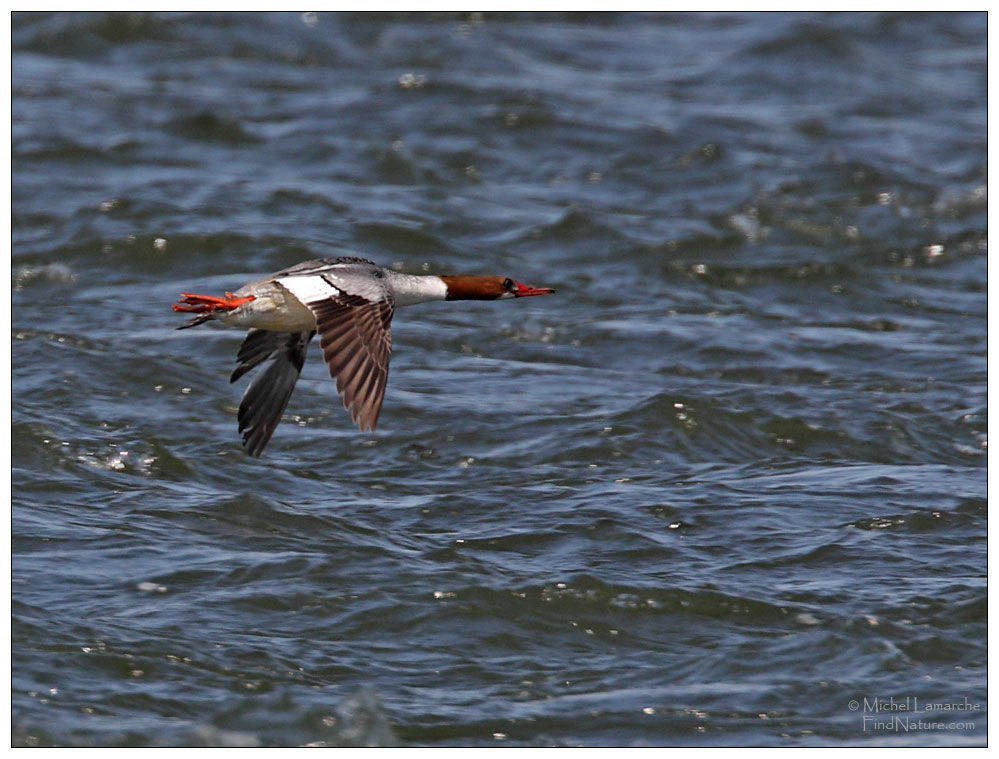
xmin=278 ymin=275 xmax=394 ymax=433
xmin=232 ymin=329 xmax=314 ymax=457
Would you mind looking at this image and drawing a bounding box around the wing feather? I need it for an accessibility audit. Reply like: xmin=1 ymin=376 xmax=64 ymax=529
xmin=309 ymin=294 xmax=393 ymax=432
xmin=231 ymin=329 xmax=289 ymax=383
xmin=233 ymin=330 xmax=313 ymax=456
xmin=247 ymin=263 xmax=394 ymax=436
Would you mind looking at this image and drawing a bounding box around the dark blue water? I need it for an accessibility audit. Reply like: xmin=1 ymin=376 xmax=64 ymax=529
xmin=12 ymin=12 xmax=986 ymax=746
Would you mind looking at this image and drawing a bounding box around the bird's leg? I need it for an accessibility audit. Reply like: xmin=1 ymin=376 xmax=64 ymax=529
xmin=171 ymin=292 xmax=256 ymax=313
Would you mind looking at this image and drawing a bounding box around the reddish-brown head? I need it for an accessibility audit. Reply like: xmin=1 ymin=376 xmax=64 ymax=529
xmin=440 ymin=275 xmax=556 ymax=301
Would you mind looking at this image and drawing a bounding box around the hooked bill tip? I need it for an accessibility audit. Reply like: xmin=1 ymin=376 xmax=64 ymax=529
xmin=514 ymin=282 xmax=556 ymax=297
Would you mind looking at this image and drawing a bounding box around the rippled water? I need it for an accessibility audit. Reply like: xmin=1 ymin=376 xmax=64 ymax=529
xmin=12 ymin=11 xmax=987 ymax=747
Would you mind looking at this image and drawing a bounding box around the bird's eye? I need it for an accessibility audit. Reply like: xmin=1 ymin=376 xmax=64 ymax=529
xmin=503 ymin=278 xmax=514 ymax=291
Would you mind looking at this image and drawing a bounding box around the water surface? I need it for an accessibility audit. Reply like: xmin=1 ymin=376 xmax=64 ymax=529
xmin=12 ymin=11 xmax=987 ymax=747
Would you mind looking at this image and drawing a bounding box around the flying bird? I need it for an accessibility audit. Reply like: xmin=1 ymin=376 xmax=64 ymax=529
xmin=172 ymin=256 xmax=555 ymax=455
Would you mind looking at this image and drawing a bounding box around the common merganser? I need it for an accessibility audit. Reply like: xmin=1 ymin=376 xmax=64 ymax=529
xmin=172 ymin=256 xmax=555 ymax=456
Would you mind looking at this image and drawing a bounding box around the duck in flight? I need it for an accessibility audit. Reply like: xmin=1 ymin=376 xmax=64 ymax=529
xmin=172 ymin=256 xmax=555 ymax=456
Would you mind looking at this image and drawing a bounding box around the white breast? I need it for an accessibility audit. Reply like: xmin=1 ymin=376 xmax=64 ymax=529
xmin=383 ymin=271 xmax=448 ymax=307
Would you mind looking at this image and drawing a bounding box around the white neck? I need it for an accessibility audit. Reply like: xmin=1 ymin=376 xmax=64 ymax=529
xmin=384 ymin=271 xmax=449 ymax=307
